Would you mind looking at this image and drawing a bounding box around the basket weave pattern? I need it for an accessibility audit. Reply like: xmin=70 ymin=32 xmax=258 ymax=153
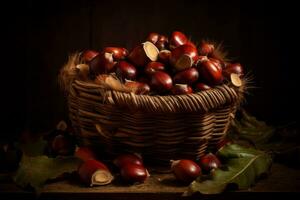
xmin=68 ymin=79 xmax=242 ymax=164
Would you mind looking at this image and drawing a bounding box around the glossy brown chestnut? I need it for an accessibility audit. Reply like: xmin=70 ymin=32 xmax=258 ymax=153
xmin=170 ymin=44 xmax=198 ymax=71
xmin=115 ymin=61 xmax=137 ymax=80
xmin=82 ymin=50 xmax=99 ymax=62
xmin=193 ymin=56 xmax=209 ymax=67
xmin=171 ymin=159 xmax=201 ymax=183
xmin=128 ymin=42 xmax=159 ymax=66
xmin=78 ymin=159 xmax=113 ymax=186
xmin=169 ymin=31 xmax=188 ymax=50
xmin=103 ymin=47 xmax=129 ymax=60
xmin=158 ymin=50 xmax=171 ymax=64
xmin=120 ymin=163 xmax=149 ymax=183
xmin=186 ymin=40 xmax=197 ymax=49
xmin=171 ymin=84 xmax=193 ymax=95
xmin=155 ymin=35 xmax=169 ymax=50
xmin=145 ymin=61 xmax=165 ymax=76
xmin=124 ymin=81 xmax=151 ymax=95
xmin=146 ymin=32 xmax=160 ymax=44
xmin=150 ymin=71 xmax=173 ymax=93
xmin=51 ymin=134 xmax=75 ymax=156
xmin=197 ymin=60 xmax=223 ymax=85
xmin=209 ymin=58 xmax=224 ymax=70
xmin=223 ymin=63 xmax=244 ymax=78
xmin=114 ymin=154 xmax=143 ymax=168
xmin=90 ymin=52 xmax=116 ymax=75
xmin=75 ymin=147 xmax=97 ymax=162
xmin=198 ymin=41 xmax=215 ymax=56
xmin=195 ymin=83 xmax=212 ymax=91
xmin=199 ymin=153 xmax=221 ymax=172
xmin=173 ymin=68 xmax=199 ymax=85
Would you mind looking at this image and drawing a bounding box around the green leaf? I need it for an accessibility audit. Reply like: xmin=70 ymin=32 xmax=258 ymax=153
xmin=13 ymin=154 xmax=81 ymax=191
xmin=185 ymin=144 xmax=272 ymax=195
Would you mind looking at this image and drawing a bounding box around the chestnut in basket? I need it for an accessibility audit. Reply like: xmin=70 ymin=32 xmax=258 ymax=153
xmin=223 ymin=63 xmax=244 ymax=78
xmin=195 ymin=83 xmax=211 ymax=91
xmin=88 ymin=52 xmax=116 ymax=75
xmin=186 ymin=40 xmax=197 ymax=49
xmin=171 ymin=84 xmax=193 ymax=95
xmin=78 ymin=159 xmax=113 ymax=186
xmin=103 ymin=47 xmax=129 ymax=60
xmin=170 ymin=44 xmax=198 ymax=71
xmin=146 ymin=32 xmax=160 ymax=44
xmin=197 ymin=60 xmax=223 ymax=85
xmin=124 ymin=81 xmax=151 ymax=95
xmin=115 ymin=61 xmax=137 ymax=80
xmin=145 ymin=61 xmax=165 ymax=76
xmin=158 ymin=50 xmax=171 ymax=64
xmin=155 ymin=34 xmax=169 ymax=50
xmin=150 ymin=71 xmax=173 ymax=93
xmin=171 ymin=159 xmax=201 ymax=183
xmin=169 ymin=31 xmax=188 ymax=50
xmin=198 ymin=41 xmax=215 ymax=56
xmin=173 ymin=68 xmax=199 ymax=85
xmin=128 ymin=41 xmax=159 ymax=66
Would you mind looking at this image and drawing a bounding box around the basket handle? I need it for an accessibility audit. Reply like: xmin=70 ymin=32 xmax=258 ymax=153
xmin=95 ymin=124 xmax=111 ymax=139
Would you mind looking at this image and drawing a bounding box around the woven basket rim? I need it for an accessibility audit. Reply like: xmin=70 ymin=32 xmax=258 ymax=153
xmin=70 ymin=79 xmax=243 ymax=113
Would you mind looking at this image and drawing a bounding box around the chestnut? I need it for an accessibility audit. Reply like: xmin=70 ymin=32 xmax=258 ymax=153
xmin=223 ymin=63 xmax=244 ymax=78
xmin=186 ymin=40 xmax=197 ymax=49
xmin=145 ymin=61 xmax=165 ymax=76
xmin=171 ymin=84 xmax=193 ymax=95
xmin=158 ymin=50 xmax=171 ymax=64
xmin=75 ymin=147 xmax=97 ymax=162
xmin=193 ymin=56 xmax=209 ymax=67
xmin=155 ymin=34 xmax=169 ymax=50
xmin=209 ymin=58 xmax=224 ymax=70
xmin=170 ymin=44 xmax=198 ymax=71
xmin=173 ymin=68 xmax=199 ymax=85
xmin=115 ymin=61 xmax=137 ymax=80
xmin=51 ymin=134 xmax=75 ymax=156
xmin=90 ymin=52 xmax=116 ymax=75
xmin=195 ymin=83 xmax=211 ymax=91
xmin=150 ymin=71 xmax=173 ymax=93
xmin=78 ymin=159 xmax=113 ymax=186
xmin=171 ymin=159 xmax=201 ymax=183
xmin=128 ymin=41 xmax=159 ymax=66
xmin=146 ymin=32 xmax=160 ymax=44
xmin=120 ymin=163 xmax=149 ymax=183
xmin=197 ymin=60 xmax=223 ymax=85
xmin=82 ymin=50 xmax=99 ymax=62
xmin=198 ymin=41 xmax=215 ymax=56
xmin=124 ymin=81 xmax=151 ymax=95
xmin=169 ymin=31 xmax=188 ymax=50
xmin=198 ymin=153 xmax=221 ymax=173
xmin=81 ymin=50 xmax=106 ymax=75
xmin=102 ymin=47 xmax=129 ymax=60
xmin=114 ymin=154 xmax=143 ymax=169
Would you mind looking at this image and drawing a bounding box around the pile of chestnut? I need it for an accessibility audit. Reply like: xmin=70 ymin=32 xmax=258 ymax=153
xmin=76 ymin=148 xmax=224 ymax=186
xmin=79 ymin=31 xmax=244 ymax=95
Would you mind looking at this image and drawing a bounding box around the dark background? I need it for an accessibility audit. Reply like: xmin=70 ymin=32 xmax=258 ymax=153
xmin=1 ymin=0 xmax=297 ymax=140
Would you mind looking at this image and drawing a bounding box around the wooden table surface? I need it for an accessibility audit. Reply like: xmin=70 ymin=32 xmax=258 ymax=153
xmin=1 ymin=163 xmax=300 ymax=199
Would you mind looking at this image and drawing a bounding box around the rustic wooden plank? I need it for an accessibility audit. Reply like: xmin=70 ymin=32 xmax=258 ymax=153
xmin=2 ymin=163 xmax=299 ymax=200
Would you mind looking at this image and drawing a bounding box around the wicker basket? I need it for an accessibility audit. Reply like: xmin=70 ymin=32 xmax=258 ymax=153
xmin=65 ymin=73 xmax=244 ymax=164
